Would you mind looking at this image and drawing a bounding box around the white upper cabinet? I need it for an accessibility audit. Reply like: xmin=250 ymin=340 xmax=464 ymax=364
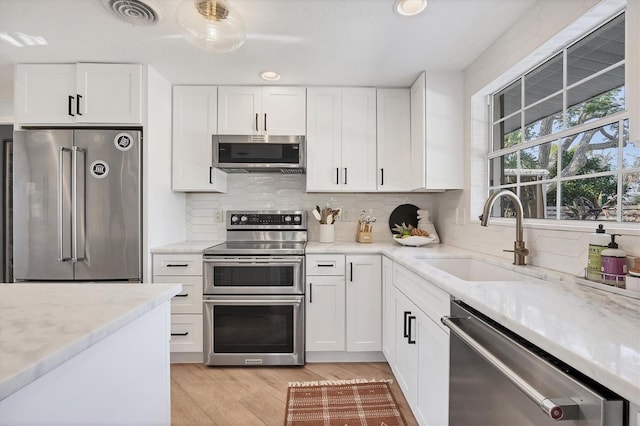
xmin=306 ymin=87 xmax=377 ymax=192
xmin=410 ymin=71 xmax=464 ymax=190
xmin=15 ymin=63 xmax=142 ymax=125
xmin=377 ymin=89 xmax=412 ymax=191
xmin=217 ymin=86 xmax=305 ymax=135
xmin=172 ymin=85 xmax=227 ymax=193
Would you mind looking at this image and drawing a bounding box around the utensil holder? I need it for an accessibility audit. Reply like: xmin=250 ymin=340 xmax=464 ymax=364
xmin=356 ymin=220 xmax=372 ymax=243
xmin=318 ymin=224 xmax=335 ymax=243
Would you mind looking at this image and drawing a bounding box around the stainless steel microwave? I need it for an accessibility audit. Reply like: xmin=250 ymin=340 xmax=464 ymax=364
xmin=212 ymin=135 xmax=305 ymax=173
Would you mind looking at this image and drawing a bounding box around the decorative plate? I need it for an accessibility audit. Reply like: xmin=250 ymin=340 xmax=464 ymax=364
xmin=393 ymin=235 xmax=436 ymax=247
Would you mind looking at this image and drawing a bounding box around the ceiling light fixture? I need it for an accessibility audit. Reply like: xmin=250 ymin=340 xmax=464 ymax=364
xmin=260 ymin=71 xmax=281 ymax=82
xmin=175 ymin=0 xmax=246 ymax=53
xmin=393 ymin=0 xmax=427 ymax=16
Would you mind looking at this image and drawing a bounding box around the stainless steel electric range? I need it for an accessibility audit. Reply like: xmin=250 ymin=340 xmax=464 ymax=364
xmin=202 ymin=210 xmax=307 ymax=366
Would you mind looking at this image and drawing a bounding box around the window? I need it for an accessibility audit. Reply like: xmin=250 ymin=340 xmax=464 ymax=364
xmin=488 ymin=13 xmax=639 ymax=223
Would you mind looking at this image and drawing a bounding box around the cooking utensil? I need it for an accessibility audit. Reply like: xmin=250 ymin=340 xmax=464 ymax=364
xmin=312 ymin=209 xmax=322 ymax=221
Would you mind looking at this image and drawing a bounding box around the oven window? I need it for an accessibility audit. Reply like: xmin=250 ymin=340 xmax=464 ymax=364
xmin=218 ymin=143 xmax=300 ymax=164
xmin=214 ymin=305 xmax=294 ymax=353
xmin=214 ymin=265 xmax=294 ymax=287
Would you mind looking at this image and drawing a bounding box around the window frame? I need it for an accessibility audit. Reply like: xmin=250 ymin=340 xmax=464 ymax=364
xmin=470 ymin=5 xmax=639 ymax=235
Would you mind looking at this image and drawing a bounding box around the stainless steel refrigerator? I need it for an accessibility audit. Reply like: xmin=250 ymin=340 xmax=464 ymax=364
xmin=13 ymin=129 xmax=141 ymax=282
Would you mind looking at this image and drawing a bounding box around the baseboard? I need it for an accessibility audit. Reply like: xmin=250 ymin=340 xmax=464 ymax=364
xmin=305 ymin=351 xmax=386 ymax=363
xmin=171 ymin=352 xmax=203 ymax=364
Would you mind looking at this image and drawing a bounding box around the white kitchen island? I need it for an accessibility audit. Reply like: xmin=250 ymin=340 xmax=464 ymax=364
xmin=0 ymin=282 xmax=181 ymax=425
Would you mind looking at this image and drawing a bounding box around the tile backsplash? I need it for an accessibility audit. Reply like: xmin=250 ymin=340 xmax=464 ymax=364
xmin=187 ymin=173 xmax=435 ymax=242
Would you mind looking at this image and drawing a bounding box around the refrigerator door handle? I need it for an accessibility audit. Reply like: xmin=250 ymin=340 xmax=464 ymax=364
xmin=57 ymin=147 xmax=71 ymax=262
xmin=71 ymin=146 xmax=86 ymax=262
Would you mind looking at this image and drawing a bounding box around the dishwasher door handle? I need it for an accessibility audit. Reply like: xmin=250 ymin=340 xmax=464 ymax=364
xmin=441 ymin=316 xmax=579 ymax=421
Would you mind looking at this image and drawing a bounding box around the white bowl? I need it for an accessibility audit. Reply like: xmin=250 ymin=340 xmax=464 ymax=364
xmin=393 ymin=235 xmax=436 ymax=247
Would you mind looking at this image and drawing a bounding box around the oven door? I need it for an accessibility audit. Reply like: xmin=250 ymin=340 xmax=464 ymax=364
xmin=203 ymin=256 xmax=304 ymax=294
xmin=203 ymin=295 xmax=304 ymax=366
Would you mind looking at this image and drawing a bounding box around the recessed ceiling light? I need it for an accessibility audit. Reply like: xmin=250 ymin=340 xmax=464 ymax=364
xmin=260 ymin=71 xmax=281 ymax=82
xmin=393 ymin=0 xmax=427 ymax=16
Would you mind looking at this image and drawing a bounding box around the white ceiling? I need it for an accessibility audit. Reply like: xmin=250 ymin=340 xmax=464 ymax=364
xmin=0 ymin=0 xmax=537 ymax=102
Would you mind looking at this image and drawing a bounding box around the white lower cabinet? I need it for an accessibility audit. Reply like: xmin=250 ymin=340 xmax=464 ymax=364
xmin=306 ymin=254 xmax=381 ymax=353
xmin=390 ymin=262 xmax=450 ymax=426
xmin=152 ymin=253 xmax=203 ymax=354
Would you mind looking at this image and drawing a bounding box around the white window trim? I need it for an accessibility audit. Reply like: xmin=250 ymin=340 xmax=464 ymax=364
xmin=470 ymin=0 xmax=639 ymax=236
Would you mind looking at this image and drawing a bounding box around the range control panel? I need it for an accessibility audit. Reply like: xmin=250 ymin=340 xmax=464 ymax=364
xmin=226 ymin=211 xmax=307 ymax=229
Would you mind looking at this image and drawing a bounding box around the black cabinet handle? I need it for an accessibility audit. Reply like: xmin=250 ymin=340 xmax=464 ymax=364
xmin=264 ymin=113 xmax=267 ymax=131
xmin=68 ymin=95 xmax=75 ymax=116
xmin=166 ymin=263 xmax=189 ymax=268
xmin=344 ymin=168 xmax=348 ymax=185
xmin=403 ymin=311 xmax=411 ymax=337
xmin=407 ymin=315 xmax=416 ymax=344
xmin=381 ymin=168 xmax=384 ymax=186
xmin=209 ymin=167 xmax=213 ymax=184
xmin=317 ymin=263 xmax=334 ymax=268
xmin=336 ymin=168 xmax=339 ymax=185
xmin=349 ymin=262 xmax=353 ymax=282
xmin=174 ymin=293 xmax=189 ymax=298
xmin=309 ymin=282 xmax=313 ymax=303
xmin=76 ymin=94 xmax=82 ymax=116
xmin=171 ymin=332 xmax=189 ymax=336
xmin=255 ymin=113 xmax=259 ymax=132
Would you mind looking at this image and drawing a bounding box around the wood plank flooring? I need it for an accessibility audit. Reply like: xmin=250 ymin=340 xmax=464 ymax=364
xmin=171 ymin=362 xmax=418 ymax=426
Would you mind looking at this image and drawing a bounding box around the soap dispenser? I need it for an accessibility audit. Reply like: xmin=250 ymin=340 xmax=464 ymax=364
xmin=587 ymin=224 xmax=609 ymax=281
xmin=600 ymin=234 xmax=626 ymax=286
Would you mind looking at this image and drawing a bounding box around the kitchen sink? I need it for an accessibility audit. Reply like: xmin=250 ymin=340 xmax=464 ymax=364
xmin=419 ymin=257 xmax=526 ymax=282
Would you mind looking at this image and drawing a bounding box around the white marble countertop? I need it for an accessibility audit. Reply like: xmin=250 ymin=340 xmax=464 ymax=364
xmin=0 ymin=283 xmax=181 ymax=401
xmin=151 ymin=240 xmax=221 ymax=254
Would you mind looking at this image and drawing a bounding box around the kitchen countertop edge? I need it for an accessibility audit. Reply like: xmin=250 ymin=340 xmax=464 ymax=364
xmin=0 ymin=283 xmax=181 ymax=401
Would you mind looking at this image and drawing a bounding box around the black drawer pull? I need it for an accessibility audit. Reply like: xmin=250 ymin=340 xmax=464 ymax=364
xmin=171 ymin=332 xmax=189 ymax=336
xmin=166 ymin=263 xmax=189 ymax=267
xmin=316 ymin=263 xmax=335 ymax=268
xmin=174 ymin=293 xmax=189 ymax=298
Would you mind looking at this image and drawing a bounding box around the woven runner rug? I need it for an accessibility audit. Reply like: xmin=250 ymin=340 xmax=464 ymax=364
xmin=284 ymin=379 xmax=407 ymax=426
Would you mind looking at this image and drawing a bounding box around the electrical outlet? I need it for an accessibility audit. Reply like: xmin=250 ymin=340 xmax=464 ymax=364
xmin=213 ymin=209 xmax=224 ymax=223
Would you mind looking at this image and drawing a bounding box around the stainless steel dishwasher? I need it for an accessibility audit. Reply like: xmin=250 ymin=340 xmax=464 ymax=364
xmin=442 ymin=300 xmax=625 ymax=425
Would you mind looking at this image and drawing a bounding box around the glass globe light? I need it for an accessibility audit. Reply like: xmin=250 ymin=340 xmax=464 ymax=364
xmin=176 ymin=0 xmax=246 ymax=53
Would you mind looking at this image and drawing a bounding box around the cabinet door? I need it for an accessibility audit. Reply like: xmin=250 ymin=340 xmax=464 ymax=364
xmin=393 ymin=290 xmax=419 ymax=407
xmin=172 ymin=86 xmax=227 ymax=192
xmin=153 ymin=275 xmax=203 ymax=315
xmin=217 ymin=86 xmax=262 ymax=134
xmin=345 ymin=254 xmax=381 ymax=352
xmin=262 ymin=87 xmax=306 ymax=135
xmin=341 ymin=88 xmax=377 ymax=191
xmin=306 ymin=275 xmax=346 ymax=351
xmin=306 ymin=87 xmax=342 ymax=191
xmin=14 ymin=64 xmax=76 ymax=124
xmin=382 ymin=256 xmax=395 ymax=364
xmin=76 ymin=63 xmax=142 ymax=124
xmin=377 ymin=89 xmax=412 ymax=191
xmin=416 ymin=311 xmax=449 ymax=426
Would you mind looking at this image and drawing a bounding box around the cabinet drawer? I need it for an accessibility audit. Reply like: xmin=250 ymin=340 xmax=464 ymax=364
xmin=170 ymin=314 xmax=203 ymax=353
xmin=153 ymin=276 xmax=203 ymax=314
xmin=153 ymin=254 xmax=202 ymax=276
xmin=306 ymin=254 xmax=345 ymax=275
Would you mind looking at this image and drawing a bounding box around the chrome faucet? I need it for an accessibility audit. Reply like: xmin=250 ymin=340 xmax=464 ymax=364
xmin=479 ymin=190 xmax=529 ymax=265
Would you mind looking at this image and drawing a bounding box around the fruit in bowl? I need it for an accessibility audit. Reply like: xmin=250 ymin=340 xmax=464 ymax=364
xmin=392 ymin=223 xmax=434 ymax=246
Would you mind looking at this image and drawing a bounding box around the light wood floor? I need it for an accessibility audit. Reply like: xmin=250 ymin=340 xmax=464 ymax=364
xmin=171 ymin=362 xmax=418 ymax=426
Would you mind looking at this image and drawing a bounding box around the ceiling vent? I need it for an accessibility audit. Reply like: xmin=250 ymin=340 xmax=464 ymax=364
xmin=102 ymin=0 xmax=163 ymax=26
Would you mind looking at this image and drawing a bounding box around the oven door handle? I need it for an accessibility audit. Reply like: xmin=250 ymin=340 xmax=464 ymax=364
xmin=204 ymin=258 xmax=303 ymax=266
xmin=442 ymin=316 xmax=579 ymax=421
xmin=204 ymin=297 xmax=303 ymax=305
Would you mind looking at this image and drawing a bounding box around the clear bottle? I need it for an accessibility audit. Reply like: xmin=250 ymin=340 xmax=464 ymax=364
xmin=587 ymin=224 xmax=608 ymax=281
xmin=600 ymin=234 xmax=626 ymax=286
